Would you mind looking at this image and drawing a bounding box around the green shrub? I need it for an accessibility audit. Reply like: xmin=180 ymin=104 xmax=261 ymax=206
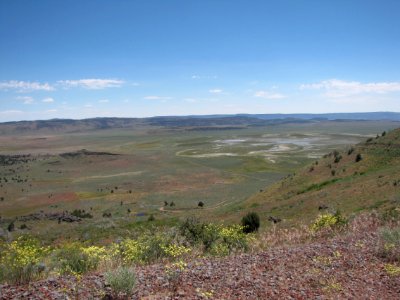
xmin=219 ymin=225 xmax=248 ymax=252
xmin=201 ymin=224 xmax=221 ymax=251
xmin=7 ymin=222 xmax=14 ymax=232
xmin=334 ymin=155 xmax=342 ymax=163
xmin=117 ymin=232 xmax=173 ymax=264
xmin=311 ymin=211 xmax=347 ymax=232
xmin=207 ymin=224 xmax=250 ymax=256
xmin=347 ymin=147 xmax=354 ymax=155
xmin=179 ymin=217 xmax=206 ymax=245
xmin=51 ymin=244 xmax=103 ymax=276
xmin=161 ymin=244 xmax=191 ymax=259
xmin=181 ymin=221 xmax=246 ymax=253
xmin=71 ymin=209 xmax=93 ymax=219
xmin=141 ymin=233 xmax=170 ymax=262
xmin=117 ymin=239 xmax=145 ymax=264
xmin=0 ymin=236 xmax=47 ymax=284
xmin=105 ymin=266 xmax=136 ymax=297
xmin=382 ymin=207 xmax=400 ymax=222
xmin=241 ymin=212 xmax=260 ymax=233
xmin=179 ymin=218 xmax=248 ymax=254
xmin=379 ymin=227 xmax=400 ymax=261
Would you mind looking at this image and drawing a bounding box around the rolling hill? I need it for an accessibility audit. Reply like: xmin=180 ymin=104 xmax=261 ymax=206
xmin=1 ymin=112 xmax=400 ymax=135
xmin=243 ymin=128 xmax=400 ymax=227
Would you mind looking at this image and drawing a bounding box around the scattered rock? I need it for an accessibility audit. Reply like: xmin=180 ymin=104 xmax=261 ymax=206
xmin=268 ymin=216 xmax=282 ymax=223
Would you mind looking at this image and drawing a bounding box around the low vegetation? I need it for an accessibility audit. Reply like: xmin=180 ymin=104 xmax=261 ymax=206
xmin=0 ymin=236 xmax=47 ymax=284
xmin=1 ymin=210 xmax=399 ymax=298
xmin=105 ymin=266 xmax=136 ymax=298
xmin=0 ymin=218 xmax=254 ymax=286
xmin=379 ymin=227 xmax=400 ymax=262
xmin=241 ymin=212 xmax=260 ymax=233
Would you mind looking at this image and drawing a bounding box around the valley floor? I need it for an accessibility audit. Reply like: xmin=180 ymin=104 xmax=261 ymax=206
xmin=1 ymin=218 xmax=399 ymax=299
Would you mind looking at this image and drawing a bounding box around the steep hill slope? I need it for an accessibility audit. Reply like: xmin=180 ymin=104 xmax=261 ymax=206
xmin=244 ymin=128 xmax=400 ymax=227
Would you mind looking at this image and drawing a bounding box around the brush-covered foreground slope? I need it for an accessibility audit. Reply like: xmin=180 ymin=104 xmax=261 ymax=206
xmin=1 ymin=213 xmax=399 ymax=299
xmin=244 ymin=128 xmax=400 ymax=226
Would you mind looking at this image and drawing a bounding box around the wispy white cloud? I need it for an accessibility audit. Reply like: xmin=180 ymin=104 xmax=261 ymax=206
xmin=300 ymin=79 xmax=400 ymax=98
xmin=16 ymin=96 xmax=34 ymax=104
xmin=143 ymin=96 xmax=172 ymax=100
xmin=45 ymin=109 xmax=57 ymax=113
xmin=84 ymin=104 xmax=93 ymax=108
xmin=58 ymin=78 xmax=125 ymax=89
xmin=0 ymin=110 xmax=24 ymax=115
xmin=209 ymin=89 xmax=223 ymax=94
xmin=98 ymin=99 xmax=109 ymax=103
xmin=254 ymin=90 xmax=286 ymax=99
xmin=0 ymin=80 xmax=54 ymax=92
xmin=42 ymin=97 xmax=54 ymax=103
xmin=191 ymin=75 xmax=217 ymax=80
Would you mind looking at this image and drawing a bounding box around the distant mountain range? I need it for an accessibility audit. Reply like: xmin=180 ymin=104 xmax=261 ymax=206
xmin=238 ymin=112 xmax=400 ymax=121
xmin=1 ymin=112 xmax=399 ymax=134
xmin=184 ymin=112 xmax=400 ymax=121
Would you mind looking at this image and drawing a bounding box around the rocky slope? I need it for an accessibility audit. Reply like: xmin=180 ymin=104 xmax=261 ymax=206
xmin=1 ymin=216 xmax=399 ymax=299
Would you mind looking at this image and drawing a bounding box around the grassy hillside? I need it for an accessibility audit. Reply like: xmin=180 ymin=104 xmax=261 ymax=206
xmin=243 ymin=128 xmax=400 ymax=227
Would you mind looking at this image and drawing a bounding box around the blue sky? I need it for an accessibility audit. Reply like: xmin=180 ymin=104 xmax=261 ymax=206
xmin=1 ymin=0 xmax=400 ymax=121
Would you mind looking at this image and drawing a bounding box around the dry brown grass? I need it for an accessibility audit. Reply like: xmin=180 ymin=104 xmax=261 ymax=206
xmin=250 ymin=211 xmax=393 ymax=253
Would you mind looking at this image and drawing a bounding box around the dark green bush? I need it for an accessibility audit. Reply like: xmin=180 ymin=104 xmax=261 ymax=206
xmin=241 ymin=212 xmax=260 ymax=233
xmin=179 ymin=217 xmax=206 ymax=245
xmin=334 ymin=155 xmax=342 ymax=163
xmin=7 ymin=222 xmax=14 ymax=232
xmin=71 ymin=209 xmax=93 ymax=219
